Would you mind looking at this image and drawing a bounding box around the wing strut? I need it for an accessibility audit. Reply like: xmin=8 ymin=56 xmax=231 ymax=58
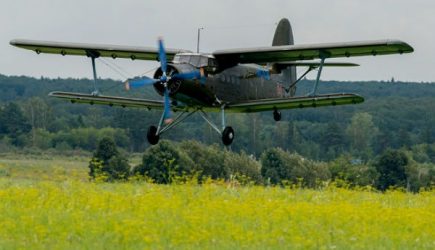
xmin=309 ymin=54 xmax=327 ymax=96
xmin=284 ymin=66 xmax=314 ymax=94
xmin=87 ymin=50 xmax=101 ymax=96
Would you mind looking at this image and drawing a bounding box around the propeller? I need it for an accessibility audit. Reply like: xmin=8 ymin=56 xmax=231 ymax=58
xmin=124 ymin=37 xmax=208 ymax=124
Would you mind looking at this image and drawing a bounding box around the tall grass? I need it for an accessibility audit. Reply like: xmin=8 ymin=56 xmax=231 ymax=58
xmin=0 ymin=178 xmax=433 ymax=249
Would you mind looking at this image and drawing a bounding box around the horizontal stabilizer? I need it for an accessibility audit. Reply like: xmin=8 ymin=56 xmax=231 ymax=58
xmin=276 ymin=61 xmax=359 ymax=67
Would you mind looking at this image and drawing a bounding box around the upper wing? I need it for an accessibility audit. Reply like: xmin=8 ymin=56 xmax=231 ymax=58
xmin=225 ymin=93 xmax=364 ymax=113
xmin=213 ymin=39 xmax=413 ymax=67
xmin=10 ymin=39 xmax=191 ymax=61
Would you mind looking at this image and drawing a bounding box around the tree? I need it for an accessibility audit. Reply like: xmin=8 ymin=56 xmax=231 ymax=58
xmin=260 ymin=148 xmax=291 ymax=185
xmin=346 ymin=112 xmax=379 ymax=161
xmin=134 ymin=140 xmax=195 ymax=184
xmin=179 ymin=140 xmax=228 ymax=180
xmin=89 ymin=137 xmax=130 ymax=181
xmin=0 ymin=102 xmax=31 ymax=146
xmin=260 ymin=147 xmax=330 ymax=187
xmin=328 ymin=155 xmax=378 ymax=187
xmin=375 ymin=149 xmax=408 ymax=191
xmin=224 ymin=150 xmax=263 ymax=184
xmin=319 ymin=122 xmax=345 ymax=160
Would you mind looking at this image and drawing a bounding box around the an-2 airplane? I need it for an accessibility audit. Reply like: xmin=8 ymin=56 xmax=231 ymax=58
xmin=10 ymin=18 xmax=413 ymax=146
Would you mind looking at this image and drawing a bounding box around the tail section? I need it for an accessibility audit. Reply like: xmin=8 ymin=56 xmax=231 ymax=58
xmin=273 ymin=18 xmax=297 ymax=96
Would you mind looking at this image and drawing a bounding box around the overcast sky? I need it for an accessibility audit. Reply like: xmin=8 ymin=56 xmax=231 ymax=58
xmin=1 ymin=0 xmax=433 ymax=82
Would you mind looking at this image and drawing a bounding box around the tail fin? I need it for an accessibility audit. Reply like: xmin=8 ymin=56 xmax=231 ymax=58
xmin=272 ymin=18 xmax=294 ymax=46
xmin=273 ymin=18 xmax=297 ymax=96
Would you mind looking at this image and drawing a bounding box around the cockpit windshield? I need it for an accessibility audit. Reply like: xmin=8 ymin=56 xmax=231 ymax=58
xmin=173 ymin=53 xmax=217 ymax=68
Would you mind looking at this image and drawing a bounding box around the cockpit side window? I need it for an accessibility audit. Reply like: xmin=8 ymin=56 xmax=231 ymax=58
xmin=173 ymin=54 xmax=217 ymax=70
xmin=189 ymin=55 xmax=200 ymax=66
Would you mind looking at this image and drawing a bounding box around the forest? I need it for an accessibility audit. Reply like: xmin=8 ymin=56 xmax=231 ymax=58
xmin=0 ymin=74 xmax=434 ymax=190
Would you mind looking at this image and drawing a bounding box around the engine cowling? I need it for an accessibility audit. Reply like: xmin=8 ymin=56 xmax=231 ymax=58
xmin=153 ymin=63 xmax=200 ymax=96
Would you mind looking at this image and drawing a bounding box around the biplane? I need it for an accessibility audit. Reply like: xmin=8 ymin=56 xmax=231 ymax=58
xmin=10 ymin=18 xmax=413 ymax=145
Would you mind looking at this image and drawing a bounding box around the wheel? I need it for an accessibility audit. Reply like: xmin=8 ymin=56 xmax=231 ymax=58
xmin=147 ymin=126 xmax=160 ymax=145
xmin=222 ymin=126 xmax=235 ymax=146
xmin=273 ymin=110 xmax=282 ymax=121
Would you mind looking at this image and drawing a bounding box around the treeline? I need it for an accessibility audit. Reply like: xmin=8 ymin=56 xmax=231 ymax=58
xmin=91 ymin=138 xmax=434 ymax=192
xmin=0 ymin=74 xmax=434 ymax=164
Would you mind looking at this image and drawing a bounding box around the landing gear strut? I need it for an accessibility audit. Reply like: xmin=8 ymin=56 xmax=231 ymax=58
xmin=199 ymin=105 xmax=235 ymax=146
xmin=273 ymin=108 xmax=281 ymax=121
xmin=146 ymin=105 xmax=235 ymax=146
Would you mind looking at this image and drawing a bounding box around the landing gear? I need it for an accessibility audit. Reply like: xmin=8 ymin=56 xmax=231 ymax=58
xmin=199 ymin=105 xmax=235 ymax=146
xmin=222 ymin=126 xmax=234 ymax=146
xmin=273 ymin=108 xmax=281 ymax=121
xmin=146 ymin=105 xmax=235 ymax=146
xmin=147 ymin=126 xmax=160 ymax=145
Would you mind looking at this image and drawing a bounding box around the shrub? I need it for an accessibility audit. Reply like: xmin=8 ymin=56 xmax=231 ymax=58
xmin=89 ymin=137 xmax=130 ymax=181
xmin=261 ymin=148 xmax=330 ymax=187
xmin=375 ymin=149 xmax=408 ymax=191
xmin=134 ymin=140 xmax=195 ymax=184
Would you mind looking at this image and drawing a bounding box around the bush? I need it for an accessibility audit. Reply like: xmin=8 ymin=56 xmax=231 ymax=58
xmin=260 ymin=148 xmax=330 ymax=187
xmin=134 ymin=140 xmax=195 ymax=184
xmin=179 ymin=141 xmax=228 ymax=180
xmin=224 ymin=150 xmax=263 ymax=184
xmin=89 ymin=137 xmax=130 ymax=181
xmin=375 ymin=149 xmax=408 ymax=191
xmin=329 ymin=155 xmax=378 ymax=187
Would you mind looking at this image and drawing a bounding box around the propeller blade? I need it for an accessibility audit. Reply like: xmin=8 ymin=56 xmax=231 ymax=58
xmin=124 ymin=76 xmax=159 ymax=90
xmin=158 ymin=38 xmax=167 ymax=74
xmin=163 ymin=88 xmax=173 ymax=124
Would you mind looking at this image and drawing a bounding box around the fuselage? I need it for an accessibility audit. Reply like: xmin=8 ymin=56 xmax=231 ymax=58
xmin=153 ymin=53 xmax=286 ymax=108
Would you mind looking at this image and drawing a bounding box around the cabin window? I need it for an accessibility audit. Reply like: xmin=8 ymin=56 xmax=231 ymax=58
xmin=189 ymin=56 xmax=200 ymax=66
xmin=173 ymin=54 xmax=217 ymax=68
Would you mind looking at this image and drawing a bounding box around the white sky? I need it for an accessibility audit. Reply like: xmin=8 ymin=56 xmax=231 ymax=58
xmin=0 ymin=0 xmax=433 ymax=82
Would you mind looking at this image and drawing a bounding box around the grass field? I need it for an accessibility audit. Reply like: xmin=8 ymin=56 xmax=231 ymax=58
xmin=0 ymin=156 xmax=434 ymax=249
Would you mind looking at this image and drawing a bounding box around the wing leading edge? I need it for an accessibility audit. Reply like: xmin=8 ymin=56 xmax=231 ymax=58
xmin=10 ymin=39 xmax=190 ymax=61
xmin=213 ymin=39 xmax=413 ymax=66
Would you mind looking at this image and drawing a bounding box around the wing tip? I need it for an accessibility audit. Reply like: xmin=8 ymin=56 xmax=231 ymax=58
xmin=387 ymin=39 xmax=414 ymax=53
xmin=9 ymin=39 xmax=19 ymax=46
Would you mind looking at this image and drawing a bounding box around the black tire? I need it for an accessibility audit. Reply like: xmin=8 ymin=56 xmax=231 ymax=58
xmin=222 ymin=126 xmax=235 ymax=146
xmin=147 ymin=126 xmax=160 ymax=145
xmin=273 ymin=110 xmax=282 ymax=121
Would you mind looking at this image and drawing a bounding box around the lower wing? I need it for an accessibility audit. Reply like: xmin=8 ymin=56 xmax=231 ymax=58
xmin=225 ymin=93 xmax=364 ymax=113
xmin=49 ymin=92 xmax=363 ymax=113
xmin=49 ymin=91 xmax=165 ymax=110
